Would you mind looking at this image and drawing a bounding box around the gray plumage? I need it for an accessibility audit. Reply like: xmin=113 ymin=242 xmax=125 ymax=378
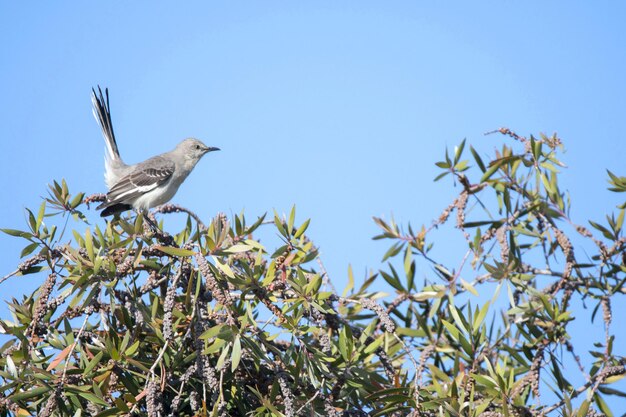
xmin=91 ymin=87 xmax=219 ymax=217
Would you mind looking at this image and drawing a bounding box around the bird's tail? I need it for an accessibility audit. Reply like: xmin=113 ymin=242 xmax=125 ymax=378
xmin=91 ymin=86 xmax=121 ymax=163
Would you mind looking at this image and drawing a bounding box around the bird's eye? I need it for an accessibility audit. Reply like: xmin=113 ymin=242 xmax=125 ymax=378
xmin=195 ymin=145 xmax=200 ymax=150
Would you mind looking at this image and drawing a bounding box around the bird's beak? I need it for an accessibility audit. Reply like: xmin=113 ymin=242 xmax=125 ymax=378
xmin=205 ymin=146 xmax=220 ymax=153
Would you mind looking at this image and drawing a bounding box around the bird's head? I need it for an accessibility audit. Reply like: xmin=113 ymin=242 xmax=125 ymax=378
xmin=177 ymin=138 xmax=220 ymax=161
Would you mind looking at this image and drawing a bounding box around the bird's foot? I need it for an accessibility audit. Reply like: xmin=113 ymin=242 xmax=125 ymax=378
xmin=140 ymin=211 xmax=175 ymax=246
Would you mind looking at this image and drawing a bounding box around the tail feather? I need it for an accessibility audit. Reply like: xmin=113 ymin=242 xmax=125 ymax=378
xmin=91 ymin=86 xmax=121 ymax=163
xmin=97 ymin=201 xmax=134 ymax=217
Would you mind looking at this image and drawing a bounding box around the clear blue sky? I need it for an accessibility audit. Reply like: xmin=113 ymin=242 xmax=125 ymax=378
xmin=1 ymin=2 xmax=625 ymax=411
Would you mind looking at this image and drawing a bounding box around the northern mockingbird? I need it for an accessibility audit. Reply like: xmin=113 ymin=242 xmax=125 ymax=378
xmin=91 ymin=87 xmax=219 ymax=217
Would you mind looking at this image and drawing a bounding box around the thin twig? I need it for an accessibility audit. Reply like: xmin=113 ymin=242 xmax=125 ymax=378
xmin=153 ymin=203 xmax=207 ymax=230
xmin=317 ymin=258 xmax=337 ymax=294
xmin=127 ymin=267 xmax=183 ymax=415
xmin=392 ymin=333 xmax=421 ymax=408
xmin=542 ymin=365 xmax=626 ymax=414
xmin=296 ymin=378 xmax=325 ymax=414
xmin=451 ymin=249 xmax=471 ymax=285
xmin=61 ymin=314 xmax=90 ymax=383
xmin=0 ymin=269 xmax=20 ymax=285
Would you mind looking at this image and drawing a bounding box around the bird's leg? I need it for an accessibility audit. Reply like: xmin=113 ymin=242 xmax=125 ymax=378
xmin=139 ymin=210 xmax=175 ymax=246
xmin=141 ymin=210 xmax=160 ymax=231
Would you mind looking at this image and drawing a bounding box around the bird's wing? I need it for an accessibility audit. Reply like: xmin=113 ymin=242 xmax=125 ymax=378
xmin=105 ymin=156 xmax=175 ymax=203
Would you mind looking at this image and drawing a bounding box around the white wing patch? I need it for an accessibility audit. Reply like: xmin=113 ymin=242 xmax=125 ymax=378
xmin=113 ymin=183 xmax=160 ymax=200
xmin=105 ymin=156 xmax=175 ymax=205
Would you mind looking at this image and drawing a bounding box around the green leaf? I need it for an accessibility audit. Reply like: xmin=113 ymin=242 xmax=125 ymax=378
xmin=217 ymin=344 xmax=230 ymax=370
xmin=288 ymin=205 xmax=296 ymax=236
xmin=380 ymin=269 xmax=405 ymax=292
xmin=594 ymin=393 xmax=611 ymax=416
xmin=338 ymin=326 xmax=350 ymax=361
xmin=204 ymin=338 xmax=228 ymax=354
xmin=454 ymin=138 xmax=466 ymax=165
xmin=540 ymin=172 xmax=554 ymax=195
xmin=615 ymin=208 xmax=624 ymax=233
xmin=11 ymin=386 xmax=52 ymax=401
xmin=403 ymin=248 xmax=414 ymax=287
xmin=343 ymin=264 xmax=354 ymax=297
xmin=263 ymin=260 xmax=277 ymax=286
xmin=26 ymin=208 xmax=37 ymax=234
xmin=293 ymin=218 xmax=311 ymax=239
xmin=395 ymin=327 xmax=424 ymax=338
xmin=576 ymin=400 xmax=590 ymax=417
xmin=153 ymin=245 xmax=196 ymax=257
xmin=481 ymin=157 xmax=514 ymax=182
xmin=273 ymin=210 xmax=287 ymax=237
xmin=78 ymin=391 xmax=109 ymax=406
xmin=460 ymin=279 xmax=479 ymax=296
xmin=83 ymin=351 xmax=104 ymax=375
xmin=200 ymin=324 xmax=226 ymax=340
xmin=19 ymin=265 xmax=46 ymax=276
xmin=448 ymin=302 xmax=468 ymax=334
xmin=20 ymin=242 xmax=40 ymax=258
xmin=531 ymin=135 xmax=543 ymax=160
xmin=1 ymin=228 xmax=32 ymax=239
xmin=473 ymin=301 xmax=490 ymax=332
xmin=453 ymin=159 xmax=469 ymax=171
xmin=6 ymin=355 xmax=17 ymax=378
xmin=231 ymin=336 xmax=242 ymax=372
xmin=36 ymin=201 xmax=46 ymax=231
xmin=93 ymin=407 xmax=122 ymax=417
xmin=70 ymin=192 xmax=85 ymax=209
xmin=85 ymin=227 xmax=94 ymax=261
xmin=382 ymin=242 xmax=404 ymax=262
xmin=470 ymin=145 xmax=486 ymax=172
xmin=363 ymin=335 xmax=385 ymax=354
xmin=441 ymin=320 xmax=460 ymax=341
xmin=213 ymin=258 xmax=235 ymax=279
xmin=589 ymin=220 xmax=614 ymax=240
xmin=411 ymin=291 xmax=440 ymax=301
xmin=224 ymin=243 xmax=253 ymax=254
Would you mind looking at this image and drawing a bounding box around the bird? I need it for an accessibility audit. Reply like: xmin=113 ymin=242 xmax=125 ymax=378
xmin=91 ymin=86 xmax=219 ymax=218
